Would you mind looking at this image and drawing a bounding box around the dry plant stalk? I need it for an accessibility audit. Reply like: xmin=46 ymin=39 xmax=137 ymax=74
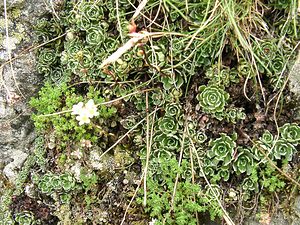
xmin=99 ymin=34 xmax=145 ymax=68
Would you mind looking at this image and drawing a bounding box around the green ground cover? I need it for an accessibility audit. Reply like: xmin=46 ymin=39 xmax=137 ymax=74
xmin=1 ymin=0 xmax=300 ymax=224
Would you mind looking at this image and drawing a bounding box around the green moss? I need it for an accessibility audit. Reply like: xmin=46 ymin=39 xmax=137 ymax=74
xmin=30 ymin=83 xmax=117 ymax=147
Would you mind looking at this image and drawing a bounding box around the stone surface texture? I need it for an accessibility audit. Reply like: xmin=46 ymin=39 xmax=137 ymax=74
xmin=0 ymin=0 xmax=48 ymax=182
xmin=289 ymin=52 xmax=300 ymax=96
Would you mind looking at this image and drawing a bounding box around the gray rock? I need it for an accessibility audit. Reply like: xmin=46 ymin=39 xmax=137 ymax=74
xmin=0 ymin=0 xmax=47 ymax=182
xmin=0 ymin=0 xmax=64 ymax=18
xmin=270 ymin=212 xmax=289 ymax=225
xmin=245 ymin=219 xmax=260 ymax=225
xmin=288 ymin=52 xmax=300 ymax=120
xmin=3 ymin=149 xmax=28 ymax=182
xmin=289 ymin=52 xmax=300 ymax=97
xmin=0 ymin=0 xmax=25 ymax=10
xmin=293 ymin=196 xmax=300 ymax=217
xmin=245 ymin=212 xmax=289 ymax=225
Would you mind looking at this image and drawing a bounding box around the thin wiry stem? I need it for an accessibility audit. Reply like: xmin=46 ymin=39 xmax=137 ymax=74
xmin=38 ymin=88 xmax=154 ymax=118
xmin=188 ymin=133 xmax=235 ymax=225
xmin=171 ymin=123 xmax=187 ymax=208
xmin=0 ymin=33 xmax=67 ymax=70
xmin=120 ymin=169 xmax=145 ymax=225
xmin=143 ymin=92 xmax=150 ymax=206
xmin=116 ymin=0 xmax=124 ymax=43
xmin=239 ymin=129 xmax=300 ymax=189
xmin=98 ymin=108 xmax=159 ymax=162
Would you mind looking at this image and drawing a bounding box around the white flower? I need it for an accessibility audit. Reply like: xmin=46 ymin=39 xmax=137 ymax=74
xmin=76 ymin=108 xmax=91 ymax=125
xmin=80 ymin=139 xmax=92 ymax=148
xmin=149 ymin=218 xmax=157 ymax=225
xmin=85 ymin=99 xmax=99 ymax=117
xmin=71 ymin=102 xmax=84 ymax=115
xmin=72 ymin=100 xmax=99 ymax=125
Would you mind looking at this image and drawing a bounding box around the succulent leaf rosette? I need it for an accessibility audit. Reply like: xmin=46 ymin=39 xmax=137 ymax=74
xmin=64 ymin=39 xmax=83 ymax=55
xmin=38 ymin=173 xmax=55 ymax=194
xmin=153 ymin=148 xmax=174 ymax=158
xmin=255 ymin=40 xmax=277 ymax=60
xmin=158 ymin=117 xmax=178 ymax=134
xmin=259 ymin=130 xmax=274 ymax=145
xmin=225 ymin=107 xmax=246 ymax=123
xmin=146 ymin=43 xmax=167 ymax=68
xmin=188 ymin=123 xmax=207 ymax=145
xmin=279 ymin=123 xmax=300 ymax=144
xmin=102 ymin=37 xmax=120 ymax=54
xmin=81 ymin=2 xmax=103 ymax=21
xmin=151 ymin=91 xmax=166 ymax=106
xmin=37 ymin=49 xmax=58 ymax=73
xmin=160 ymin=72 xmax=184 ymax=90
xmin=218 ymin=166 xmax=230 ymax=181
xmin=271 ymin=55 xmax=285 ymax=74
xmin=238 ymin=59 xmax=256 ymax=78
xmin=60 ymin=173 xmax=76 ymax=191
xmin=195 ymin=131 xmax=208 ymax=144
xmin=197 ymin=85 xmax=230 ymax=114
xmin=76 ymin=14 xmax=92 ymax=30
xmin=203 ymin=166 xmax=215 ymax=177
xmin=60 ymin=193 xmax=72 ymax=204
xmin=77 ymin=49 xmax=94 ymax=69
xmin=273 ymin=139 xmax=296 ymax=161
xmin=155 ymin=133 xmax=181 ymax=151
xmin=205 ymin=184 xmax=221 ymax=199
xmin=270 ymin=76 xmax=285 ymax=90
xmin=14 ymin=211 xmax=35 ymax=225
xmin=251 ymin=141 xmax=272 ymax=163
xmin=242 ymin=177 xmax=259 ymax=192
xmin=233 ymin=148 xmax=254 ymax=175
xmin=121 ymin=115 xmax=139 ymax=131
xmin=165 ymin=103 xmax=182 ymax=118
xmin=38 ymin=49 xmax=57 ymax=65
xmin=161 ymin=134 xmax=180 ymax=151
xmin=86 ymin=27 xmax=105 ymax=46
xmin=205 ymin=65 xmax=239 ymax=87
xmin=207 ymin=133 xmax=236 ymax=166
xmin=52 ymin=175 xmax=62 ymax=190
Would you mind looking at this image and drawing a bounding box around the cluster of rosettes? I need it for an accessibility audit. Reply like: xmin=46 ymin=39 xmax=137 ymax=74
xmin=253 ymin=123 xmax=300 ymax=162
xmin=205 ymin=64 xmax=240 ymax=88
xmin=121 ymin=92 xmax=199 ymax=160
xmin=36 ymin=0 xmax=145 ymax=83
xmin=203 ymin=133 xmax=236 ymax=182
xmin=152 ymin=102 xmax=183 ymax=158
xmin=36 ymin=173 xmax=76 ymax=195
xmin=197 ymin=66 xmax=248 ymax=123
xmin=121 ymin=95 xmax=208 ymax=181
xmin=71 ymin=99 xmax=99 ymax=125
xmin=203 ymin=123 xmax=300 ymax=191
xmin=14 ymin=211 xmax=35 ymax=225
xmin=253 ymin=39 xmax=290 ymax=89
xmin=147 ymin=31 xmax=223 ymax=91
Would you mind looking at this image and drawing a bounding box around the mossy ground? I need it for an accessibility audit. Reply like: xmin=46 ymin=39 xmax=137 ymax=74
xmin=1 ymin=0 xmax=300 ymax=224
